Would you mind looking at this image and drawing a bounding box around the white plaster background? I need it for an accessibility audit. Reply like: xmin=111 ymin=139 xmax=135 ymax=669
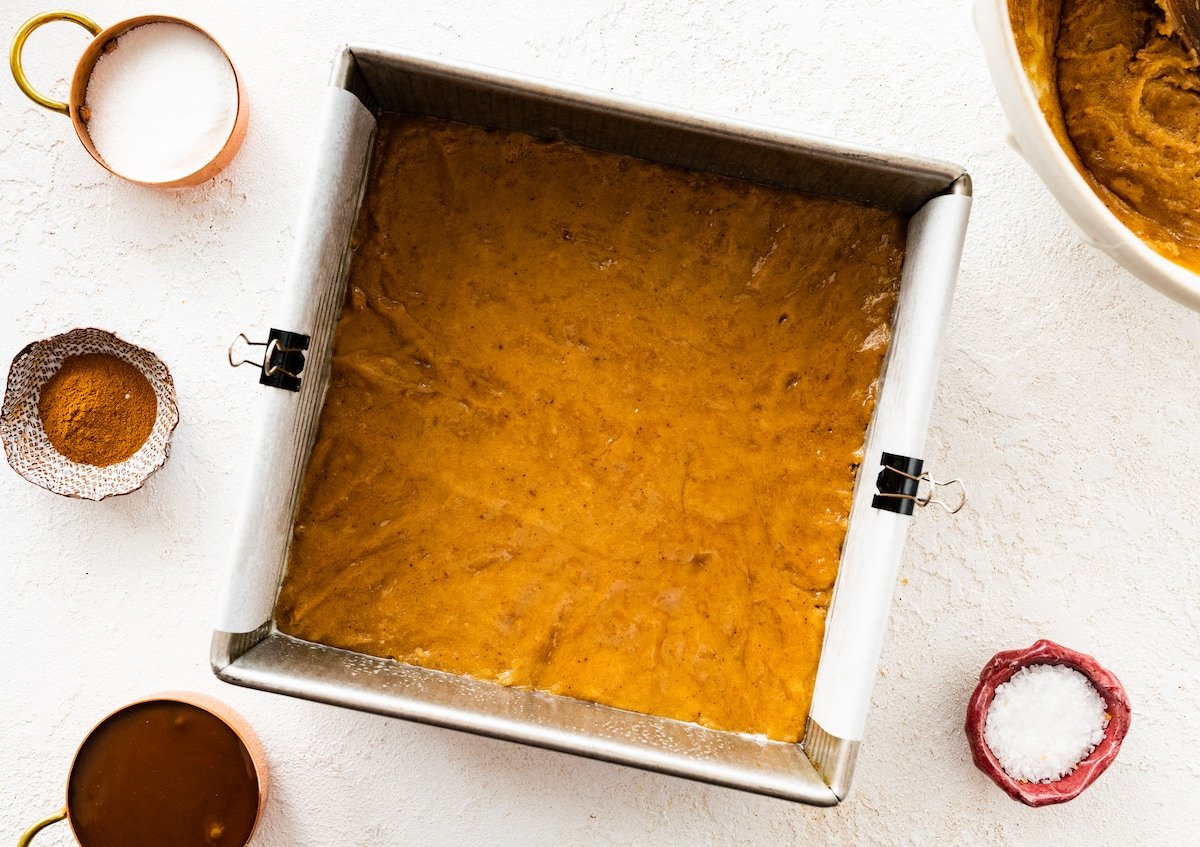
xmin=2 ymin=0 xmax=1198 ymax=844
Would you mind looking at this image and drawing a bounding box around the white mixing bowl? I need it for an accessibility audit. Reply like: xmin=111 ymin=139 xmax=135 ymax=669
xmin=975 ymin=0 xmax=1200 ymax=312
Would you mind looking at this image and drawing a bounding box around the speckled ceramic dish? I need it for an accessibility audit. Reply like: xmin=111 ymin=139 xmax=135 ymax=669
xmin=965 ymin=639 xmax=1131 ymax=807
xmin=0 ymin=328 xmax=179 ymax=500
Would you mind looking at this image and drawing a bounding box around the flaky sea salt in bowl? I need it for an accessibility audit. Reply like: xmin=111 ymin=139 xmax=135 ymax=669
xmin=965 ymin=640 xmax=1131 ymax=807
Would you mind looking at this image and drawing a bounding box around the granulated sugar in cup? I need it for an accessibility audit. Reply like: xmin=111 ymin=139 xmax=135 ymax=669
xmin=15 ymin=692 xmax=268 ymax=847
xmin=10 ymin=11 xmax=248 ymax=188
xmin=84 ymin=21 xmax=238 ymax=182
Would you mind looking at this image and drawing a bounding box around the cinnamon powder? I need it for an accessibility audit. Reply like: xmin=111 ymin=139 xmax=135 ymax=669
xmin=38 ymin=353 xmax=157 ymax=466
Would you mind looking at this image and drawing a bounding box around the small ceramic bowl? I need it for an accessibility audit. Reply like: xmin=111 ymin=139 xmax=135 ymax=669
xmin=0 ymin=328 xmax=179 ymax=500
xmin=965 ymin=639 xmax=1131 ymax=807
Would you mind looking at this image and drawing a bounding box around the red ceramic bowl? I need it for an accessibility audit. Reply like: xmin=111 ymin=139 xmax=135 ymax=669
xmin=965 ymin=639 xmax=1131 ymax=807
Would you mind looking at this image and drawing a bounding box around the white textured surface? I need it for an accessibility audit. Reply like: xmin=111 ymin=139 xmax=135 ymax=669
xmin=2 ymin=0 xmax=1199 ymax=844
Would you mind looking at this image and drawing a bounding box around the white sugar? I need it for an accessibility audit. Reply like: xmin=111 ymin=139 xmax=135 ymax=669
xmin=85 ymin=22 xmax=236 ymax=183
xmin=984 ymin=663 xmax=1108 ymax=783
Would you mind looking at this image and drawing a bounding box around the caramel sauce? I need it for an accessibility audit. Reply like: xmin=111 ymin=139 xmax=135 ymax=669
xmin=67 ymin=701 xmax=258 ymax=847
xmin=275 ymin=116 xmax=905 ymax=742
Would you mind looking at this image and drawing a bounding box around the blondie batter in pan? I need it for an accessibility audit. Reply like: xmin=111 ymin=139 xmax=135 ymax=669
xmin=276 ymin=116 xmax=905 ymax=742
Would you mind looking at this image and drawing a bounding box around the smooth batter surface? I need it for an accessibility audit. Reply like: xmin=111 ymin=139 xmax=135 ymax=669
xmin=1014 ymin=0 xmax=1200 ymax=271
xmin=275 ymin=116 xmax=905 ymax=742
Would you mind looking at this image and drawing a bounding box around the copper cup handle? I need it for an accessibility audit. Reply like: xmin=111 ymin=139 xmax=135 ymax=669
xmin=10 ymin=10 xmax=102 ymax=114
xmin=17 ymin=808 xmax=68 ymax=846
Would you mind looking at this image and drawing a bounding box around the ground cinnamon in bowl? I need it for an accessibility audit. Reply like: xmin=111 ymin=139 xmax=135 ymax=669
xmin=2 ymin=328 xmax=178 ymax=499
xmin=37 ymin=352 xmax=157 ymax=466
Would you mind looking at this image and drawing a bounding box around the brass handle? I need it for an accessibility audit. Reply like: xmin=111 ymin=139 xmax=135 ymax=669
xmin=16 ymin=808 xmax=67 ymax=846
xmin=10 ymin=10 xmax=102 ymax=115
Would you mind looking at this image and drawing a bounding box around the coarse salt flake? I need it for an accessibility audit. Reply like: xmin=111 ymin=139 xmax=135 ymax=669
xmin=84 ymin=22 xmax=236 ymax=183
xmin=983 ymin=663 xmax=1109 ymax=783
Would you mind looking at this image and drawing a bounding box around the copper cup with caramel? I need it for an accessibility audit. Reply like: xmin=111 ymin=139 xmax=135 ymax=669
xmin=18 ymin=692 xmax=268 ymax=847
xmin=0 ymin=328 xmax=180 ymax=500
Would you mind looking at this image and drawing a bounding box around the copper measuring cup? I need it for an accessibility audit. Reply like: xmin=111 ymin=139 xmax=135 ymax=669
xmin=17 ymin=691 xmax=269 ymax=846
xmin=9 ymin=11 xmax=248 ymax=188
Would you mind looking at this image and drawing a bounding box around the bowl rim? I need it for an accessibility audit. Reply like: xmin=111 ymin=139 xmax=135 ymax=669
xmin=974 ymin=0 xmax=1200 ymax=312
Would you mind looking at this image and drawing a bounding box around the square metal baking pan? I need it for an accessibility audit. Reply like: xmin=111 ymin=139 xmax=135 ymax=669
xmin=212 ymin=44 xmax=971 ymax=806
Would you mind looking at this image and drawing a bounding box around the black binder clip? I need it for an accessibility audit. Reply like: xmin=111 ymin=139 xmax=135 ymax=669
xmin=228 ymin=329 xmax=311 ymax=392
xmin=872 ymin=451 xmax=966 ymax=515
